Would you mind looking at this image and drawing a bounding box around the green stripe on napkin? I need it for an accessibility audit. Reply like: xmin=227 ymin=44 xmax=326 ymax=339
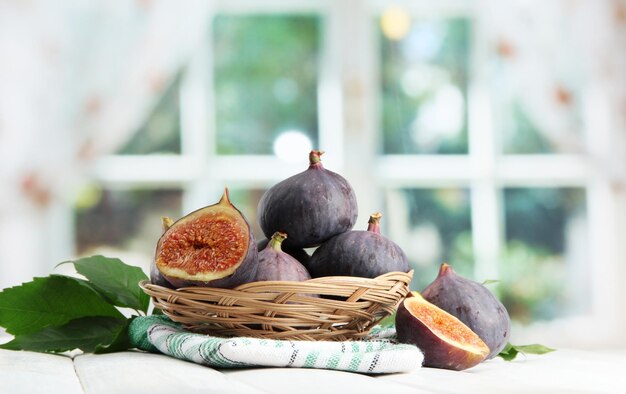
xmin=128 ymin=315 xmax=422 ymax=374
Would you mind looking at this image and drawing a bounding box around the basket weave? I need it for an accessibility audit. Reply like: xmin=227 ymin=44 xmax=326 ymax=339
xmin=140 ymin=270 xmax=412 ymax=341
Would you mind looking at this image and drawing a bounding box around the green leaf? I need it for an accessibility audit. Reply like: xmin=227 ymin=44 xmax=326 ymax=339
xmin=497 ymin=342 xmax=556 ymax=361
xmin=497 ymin=342 xmax=519 ymax=361
xmin=0 ymin=275 xmax=124 ymax=335
xmin=68 ymin=255 xmax=149 ymax=313
xmin=0 ymin=316 xmax=129 ymax=353
xmin=94 ymin=317 xmax=134 ymax=354
xmin=513 ymin=343 xmax=556 ymax=355
xmin=378 ymin=313 xmax=396 ymax=328
xmin=482 ymin=279 xmax=499 ymax=286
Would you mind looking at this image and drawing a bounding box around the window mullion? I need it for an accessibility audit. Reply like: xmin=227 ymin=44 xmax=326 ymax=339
xmin=333 ymin=0 xmax=381 ymax=219
xmin=468 ymin=18 xmax=503 ymax=281
xmin=180 ymin=17 xmax=221 ymax=213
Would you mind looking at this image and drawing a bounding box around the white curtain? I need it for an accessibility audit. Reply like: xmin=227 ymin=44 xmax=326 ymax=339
xmin=0 ymin=0 xmax=211 ymax=288
xmin=481 ymin=0 xmax=626 ymax=165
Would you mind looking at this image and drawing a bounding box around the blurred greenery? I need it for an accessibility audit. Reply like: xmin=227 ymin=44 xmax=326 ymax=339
xmin=400 ymin=188 xmax=474 ymax=290
xmin=213 ymin=15 xmax=320 ymax=154
xmin=225 ymin=188 xmax=267 ymax=242
xmin=498 ymin=188 xmax=588 ymax=323
xmin=118 ymin=75 xmax=182 ymax=155
xmin=74 ymin=187 xmax=182 ymax=256
xmin=502 ymin=100 xmax=553 ymax=154
xmin=380 ymin=18 xmax=470 ymax=154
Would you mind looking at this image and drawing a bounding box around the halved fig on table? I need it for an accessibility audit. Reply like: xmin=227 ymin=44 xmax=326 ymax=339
xmin=153 ymin=188 xmax=258 ymax=288
xmin=422 ymin=263 xmax=511 ymax=359
xmin=395 ymin=292 xmax=490 ymax=371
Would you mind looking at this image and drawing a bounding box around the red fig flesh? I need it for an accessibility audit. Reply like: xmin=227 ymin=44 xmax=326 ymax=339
xmin=154 ymin=188 xmax=258 ymax=288
xmin=396 ymin=292 xmax=490 ymax=371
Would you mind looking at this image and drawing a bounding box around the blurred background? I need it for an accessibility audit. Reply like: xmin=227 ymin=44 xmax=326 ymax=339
xmin=1 ymin=0 xmax=625 ymax=349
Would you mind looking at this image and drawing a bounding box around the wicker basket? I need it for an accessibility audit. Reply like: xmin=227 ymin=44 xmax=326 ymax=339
xmin=139 ymin=270 xmax=412 ymax=341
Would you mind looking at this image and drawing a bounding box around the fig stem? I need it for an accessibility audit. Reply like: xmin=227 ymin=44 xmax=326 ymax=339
xmin=269 ymin=231 xmax=288 ymax=251
xmin=309 ymin=150 xmax=325 ymax=166
xmin=367 ymin=212 xmax=383 ymax=234
xmin=219 ymin=187 xmax=232 ymax=205
xmin=439 ymin=263 xmax=453 ymax=276
xmin=161 ymin=217 xmax=174 ymax=233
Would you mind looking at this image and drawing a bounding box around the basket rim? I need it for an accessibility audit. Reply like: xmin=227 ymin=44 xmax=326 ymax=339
xmin=140 ymin=269 xmax=413 ymax=293
xmin=139 ymin=270 xmax=413 ymax=341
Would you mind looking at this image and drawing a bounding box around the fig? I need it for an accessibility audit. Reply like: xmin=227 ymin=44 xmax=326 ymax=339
xmin=150 ymin=217 xmax=175 ymax=288
xmin=257 ymin=238 xmax=311 ymax=269
xmin=154 ymin=188 xmax=258 ymax=288
xmin=255 ymin=232 xmax=312 ymax=282
xmin=395 ymin=292 xmax=490 ymax=371
xmin=307 ymin=213 xmax=410 ymax=278
xmin=422 ymin=263 xmax=511 ymax=359
xmin=257 ymin=150 xmax=358 ymax=249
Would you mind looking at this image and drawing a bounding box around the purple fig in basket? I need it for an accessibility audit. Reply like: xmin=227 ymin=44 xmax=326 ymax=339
xmin=255 ymin=232 xmax=312 ymax=282
xmin=257 ymin=150 xmax=358 ymax=249
xmin=307 ymin=213 xmax=410 ymax=278
xmin=257 ymin=238 xmax=311 ymax=269
xmin=154 ymin=188 xmax=258 ymax=289
xmin=422 ymin=263 xmax=511 ymax=359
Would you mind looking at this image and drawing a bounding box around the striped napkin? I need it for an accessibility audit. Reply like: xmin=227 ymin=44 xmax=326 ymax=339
xmin=128 ymin=315 xmax=422 ymax=374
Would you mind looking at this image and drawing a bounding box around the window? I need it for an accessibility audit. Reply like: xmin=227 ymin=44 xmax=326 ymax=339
xmin=73 ymin=1 xmax=622 ymax=348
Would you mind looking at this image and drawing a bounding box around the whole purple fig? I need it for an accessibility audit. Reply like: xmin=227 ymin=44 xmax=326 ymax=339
xmin=255 ymin=232 xmax=312 ymax=282
xmin=421 ymin=263 xmax=511 ymax=359
xmin=307 ymin=213 xmax=410 ymax=279
xmin=257 ymin=150 xmax=358 ymax=249
xmin=257 ymin=238 xmax=311 ymax=269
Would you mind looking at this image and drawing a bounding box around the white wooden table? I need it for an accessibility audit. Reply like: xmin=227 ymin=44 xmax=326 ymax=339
xmin=2 ymin=348 xmax=625 ymax=393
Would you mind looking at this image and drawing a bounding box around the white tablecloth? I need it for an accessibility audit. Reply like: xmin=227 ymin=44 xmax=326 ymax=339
xmin=2 ymin=347 xmax=625 ymax=393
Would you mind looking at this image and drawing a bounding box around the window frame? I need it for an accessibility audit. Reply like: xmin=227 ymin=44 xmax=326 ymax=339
xmin=77 ymin=0 xmax=624 ymax=347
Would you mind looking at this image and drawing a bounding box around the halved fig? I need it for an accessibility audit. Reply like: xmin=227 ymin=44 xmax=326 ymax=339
xmin=422 ymin=263 xmax=511 ymax=359
xmin=154 ymin=188 xmax=258 ymax=288
xmin=395 ymin=292 xmax=490 ymax=371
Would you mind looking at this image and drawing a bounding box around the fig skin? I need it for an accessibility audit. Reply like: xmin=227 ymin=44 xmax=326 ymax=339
xmin=255 ymin=232 xmax=312 ymax=282
xmin=154 ymin=188 xmax=258 ymax=289
xmin=422 ymin=263 xmax=512 ymax=359
xmin=150 ymin=217 xmax=175 ymax=288
xmin=307 ymin=213 xmax=410 ymax=278
xmin=395 ymin=292 xmax=490 ymax=371
xmin=257 ymin=150 xmax=358 ymax=249
xmin=257 ymin=238 xmax=311 ymax=269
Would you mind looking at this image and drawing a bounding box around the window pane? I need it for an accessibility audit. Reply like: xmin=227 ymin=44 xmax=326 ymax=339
xmin=74 ymin=187 xmax=182 ymax=261
xmin=501 ymin=188 xmax=588 ymax=323
xmin=385 ymin=188 xmax=473 ymax=290
xmin=213 ymin=15 xmax=321 ymax=155
xmin=497 ymin=98 xmax=584 ymax=154
xmin=118 ymin=76 xmax=182 ymax=155
xmin=380 ymin=15 xmax=471 ymax=154
xmin=226 ymin=188 xmax=267 ymax=243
